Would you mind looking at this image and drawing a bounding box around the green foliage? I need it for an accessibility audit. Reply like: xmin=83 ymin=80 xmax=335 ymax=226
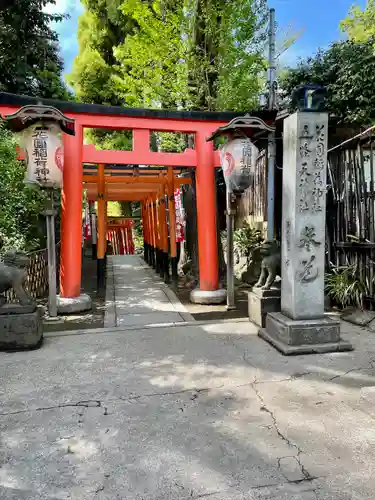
xmin=85 ymin=129 xmax=132 ymax=151
xmin=341 ymin=0 xmax=375 ymax=42
xmin=0 ymin=124 xmax=47 ymax=254
xmin=156 ymin=132 xmax=188 ymax=153
xmin=69 ymin=0 xmax=268 ymax=113
xmin=280 ymin=39 xmax=375 ymax=124
xmin=133 ymin=227 xmax=144 ymax=250
xmin=325 ymin=264 xmax=368 ymax=310
xmin=233 ymin=222 xmax=264 ymax=257
xmin=192 ymin=0 xmax=268 ymax=111
xmin=107 ymin=201 xmax=132 ymax=216
xmin=0 ymin=0 xmax=70 ymax=98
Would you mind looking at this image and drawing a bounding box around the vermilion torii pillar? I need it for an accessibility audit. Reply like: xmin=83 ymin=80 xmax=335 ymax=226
xmin=190 ymin=130 xmax=225 ymax=304
xmin=57 ymin=124 xmax=92 ymax=313
xmin=60 ymin=125 xmax=83 ymax=297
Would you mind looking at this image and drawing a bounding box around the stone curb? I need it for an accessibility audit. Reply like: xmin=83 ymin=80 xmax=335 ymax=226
xmin=44 ymin=317 xmax=250 ymax=339
xmin=104 ymin=257 xmax=116 ymax=328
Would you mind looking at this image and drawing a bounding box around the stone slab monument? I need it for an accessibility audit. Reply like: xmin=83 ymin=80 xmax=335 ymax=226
xmin=0 ymin=250 xmax=43 ymax=350
xmin=259 ymin=111 xmax=353 ymax=354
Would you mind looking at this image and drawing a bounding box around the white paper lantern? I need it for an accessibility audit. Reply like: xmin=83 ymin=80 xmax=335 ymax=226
xmin=220 ymin=137 xmax=258 ymax=194
xmin=21 ymin=122 xmax=64 ymax=188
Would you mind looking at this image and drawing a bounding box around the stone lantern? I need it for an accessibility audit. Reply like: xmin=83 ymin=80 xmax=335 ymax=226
xmin=292 ymin=84 xmax=327 ymax=112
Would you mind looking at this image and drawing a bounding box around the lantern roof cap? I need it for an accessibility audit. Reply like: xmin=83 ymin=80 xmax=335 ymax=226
xmin=206 ymin=113 xmax=276 ymax=142
xmin=2 ymin=104 xmax=75 ymax=135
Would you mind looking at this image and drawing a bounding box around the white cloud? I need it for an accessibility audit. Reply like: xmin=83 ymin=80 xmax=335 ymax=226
xmin=44 ymin=0 xmax=71 ymax=15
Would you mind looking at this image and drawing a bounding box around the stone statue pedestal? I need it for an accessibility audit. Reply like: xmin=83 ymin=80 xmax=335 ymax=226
xmin=248 ymin=285 xmax=280 ymax=328
xmin=260 ymin=312 xmax=352 ymax=355
xmin=0 ymin=305 xmax=43 ymax=351
xmin=260 ymin=111 xmax=352 ymax=355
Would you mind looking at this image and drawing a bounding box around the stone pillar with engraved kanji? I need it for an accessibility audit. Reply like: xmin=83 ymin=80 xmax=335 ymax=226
xmin=259 ymin=111 xmax=353 ymax=354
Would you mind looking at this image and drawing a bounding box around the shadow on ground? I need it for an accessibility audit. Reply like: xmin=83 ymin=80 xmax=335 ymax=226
xmin=171 ymin=276 xmax=250 ymax=321
xmin=0 ymin=317 xmax=374 ymax=499
xmin=42 ymin=255 xmax=105 ymax=334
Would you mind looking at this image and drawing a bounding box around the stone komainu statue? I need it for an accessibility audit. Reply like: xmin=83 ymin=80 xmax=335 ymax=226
xmin=253 ymin=241 xmax=281 ymax=290
xmin=0 ymin=250 xmax=33 ymax=307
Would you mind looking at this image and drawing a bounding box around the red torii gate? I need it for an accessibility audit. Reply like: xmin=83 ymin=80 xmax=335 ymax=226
xmin=0 ymin=92 xmax=274 ymax=306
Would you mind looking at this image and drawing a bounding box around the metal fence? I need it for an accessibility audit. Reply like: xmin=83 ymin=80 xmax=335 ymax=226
xmin=327 ymin=131 xmax=375 ymax=305
xmin=5 ymin=243 xmax=60 ymax=303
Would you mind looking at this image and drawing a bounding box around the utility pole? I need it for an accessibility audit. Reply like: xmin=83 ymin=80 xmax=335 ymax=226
xmin=267 ymin=8 xmax=277 ymax=241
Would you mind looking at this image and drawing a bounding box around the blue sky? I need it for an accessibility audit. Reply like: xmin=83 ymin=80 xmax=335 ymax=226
xmin=48 ymin=0 xmax=366 ymax=79
xmin=272 ymin=0 xmax=366 ymax=65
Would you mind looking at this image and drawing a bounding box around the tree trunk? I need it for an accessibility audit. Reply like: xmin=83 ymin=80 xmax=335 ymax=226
xmin=182 ymin=171 xmax=199 ymax=281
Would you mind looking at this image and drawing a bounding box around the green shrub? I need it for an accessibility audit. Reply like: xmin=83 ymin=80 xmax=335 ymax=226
xmin=325 ymin=264 xmax=368 ymax=309
xmin=0 ymin=123 xmax=47 ymax=255
xmin=233 ymin=222 xmax=264 ymax=257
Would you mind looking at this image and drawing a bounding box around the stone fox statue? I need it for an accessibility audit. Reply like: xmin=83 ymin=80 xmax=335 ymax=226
xmin=0 ymin=250 xmax=32 ymax=307
xmin=253 ymin=241 xmax=281 ymax=290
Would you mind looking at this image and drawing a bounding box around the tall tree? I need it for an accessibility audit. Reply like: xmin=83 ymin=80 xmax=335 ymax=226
xmin=0 ymin=0 xmax=70 ymax=98
xmin=69 ymin=0 xmax=268 ymax=112
xmin=341 ymin=0 xmax=375 ymax=42
xmin=280 ymin=39 xmax=375 ymax=124
xmin=69 ymin=0 xmax=187 ymax=109
xmin=185 ymin=0 xmax=268 ymax=111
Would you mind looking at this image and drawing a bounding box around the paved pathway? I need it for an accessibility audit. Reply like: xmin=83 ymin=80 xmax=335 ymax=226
xmin=104 ymin=255 xmax=194 ymax=329
xmin=1 ymin=256 xmax=375 ymax=499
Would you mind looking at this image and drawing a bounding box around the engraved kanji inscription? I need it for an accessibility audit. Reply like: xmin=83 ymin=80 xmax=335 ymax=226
xmin=316 ymin=124 xmax=325 ymax=158
xmin=313 ymin=171 xmax=323 ymax=185
xmin=286 ymin=220 xmax=291 ymax=251
xmin=298 ymin=200 xmax=310 ymax=213
xmin=296 ymin=255 xmax=319 ymax=283
xmin=300 ymin=141 xmax=311 ymax=158
xmin=299 ymin=163 xmax=311 ymax=187
xmin=311 ymin=187 xmax=324 ymax=212
xmin=298 ymin=226 xmax=321 ymax=251
xmin=299 ymin=125 xmax=313 ymax=139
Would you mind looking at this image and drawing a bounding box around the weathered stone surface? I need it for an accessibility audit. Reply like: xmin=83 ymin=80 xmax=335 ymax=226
xmin=0 ymin=303 xmax=36 ymax=315
xmin=261 ymin=111 xmax=353 ymax=354
xmin=57 ymin=293 xmax=92 ymax=314
xmin=260 ymin=312 xmax=353 ymax=355
xmin=0 ymin=306 xmax=43 ymax=350
xmin=343 ymin=310 xmax=375 ymax=327
xmin=266 ymin=312 xmax=341 ymax=345
xmin=259 ymin=327 xmax=353 ymax=355
xmin=190 ymin=288 xmax=226 ymax=305
xmin=248 ymin=287 xmax=281 ymax=327
xmin=281 ymin=112 xmax=328 ymax=321
xmin=252 ymin=285 xmax=280 ymax=298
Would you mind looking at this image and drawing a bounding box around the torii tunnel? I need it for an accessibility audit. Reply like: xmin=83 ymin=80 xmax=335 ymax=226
xmin=0 ymin=92 xmax=274 ymax=305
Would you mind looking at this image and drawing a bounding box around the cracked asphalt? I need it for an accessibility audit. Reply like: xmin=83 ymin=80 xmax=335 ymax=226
xmin=1 ymin=256 xmax=375 ymax=499
xmin=1 ymin=318 xmax=375 ymax=499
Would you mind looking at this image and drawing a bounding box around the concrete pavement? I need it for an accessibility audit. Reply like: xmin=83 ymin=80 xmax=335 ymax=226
xmin=104 ymin=255 xmax=194 ymax=328
xmin=1 ymin=256 xmax=375 ymax=499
